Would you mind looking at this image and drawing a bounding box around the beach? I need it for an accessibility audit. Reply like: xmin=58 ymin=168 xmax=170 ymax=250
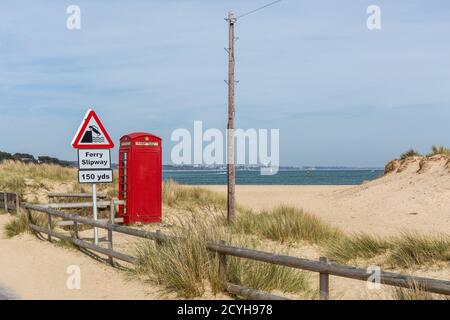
xmin=203 ymin=173 xmax=450 ymax=237
xmin=0 ymin=180 xmax=448 ymax=299
xmin=0 ymin=156 xmax=449 ymax=299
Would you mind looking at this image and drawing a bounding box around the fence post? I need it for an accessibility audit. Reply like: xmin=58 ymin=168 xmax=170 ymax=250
xmin=155 ymin=230 xmax=163 ymax=246
xmin=319 ymin=257 xmax=330 ymax=300
xmin=218 ymin=240 xmax=227 ymax=282
xmin=108 ymin=199 xmax=115 ymax=267
xmin=15 ymin=193 xmax=20 ymax=213
xmin=26 ymin=209 xmax=32 ymax=224
xmin=4 ymin=192 xmax=8 ymax=212
xmin=47 ymin=213 xmax=52 ymax=242
xmin=73 ymin=221 xmax=79 ymax=239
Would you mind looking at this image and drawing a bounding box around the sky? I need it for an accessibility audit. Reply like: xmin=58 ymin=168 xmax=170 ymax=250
xmin=0 ymin=0 xmax=449 ymax=167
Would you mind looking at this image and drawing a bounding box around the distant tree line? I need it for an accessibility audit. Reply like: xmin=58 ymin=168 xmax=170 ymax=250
xmin=0 ymin=150 xmax=73 ymax=167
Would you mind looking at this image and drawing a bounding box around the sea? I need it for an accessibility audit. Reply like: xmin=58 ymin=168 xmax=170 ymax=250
xmin=162 ymin=169 xmax=384 ymax=185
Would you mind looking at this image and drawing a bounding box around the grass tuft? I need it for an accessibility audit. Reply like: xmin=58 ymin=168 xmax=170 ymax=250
xmin=400 ymin=149 xmax=421 ymax=159
xmin=230 ymin=205 xmax=343 ymax=245
xmin=226 ymin=255 xmax=313 ymax=296
xmin=135 ymin=216 xmax=226 ymax=297
xmin=387 ymin=232 xmax=450 ymax=268
xmin=163 ymin=179 xmax=228 ymax=216
xmin=4 ymin=213 xmax=29 ymax=238
xmin=0 ymin=160 xmax=75 ymax=194
xmin=134 ymin=215 xmax=312 ymax=298
xmin=392 ymin=281 xmax=449 ymax=300
xmin=428 ymin=145 xmax=450 ymax=156
xmin=4 ymin=210 xmax=49 ymax=238
xmin=324 ymin=234 xmax=392 ymax=263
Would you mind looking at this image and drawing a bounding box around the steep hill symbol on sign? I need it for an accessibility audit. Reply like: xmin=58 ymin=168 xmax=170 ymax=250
xmin=72 ymin=109 xmax=114 ymax=149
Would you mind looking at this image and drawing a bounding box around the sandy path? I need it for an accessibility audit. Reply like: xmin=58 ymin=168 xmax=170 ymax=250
xmin=203 ymin=185 xmax=450 ymax=236
xmin=0 ymin=214 xmax=165 ymax=300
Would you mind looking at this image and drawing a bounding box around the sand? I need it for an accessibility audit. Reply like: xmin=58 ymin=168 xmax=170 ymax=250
xmin=0 ymin=214 xmax=168 ymax=300
xmin=204 ymin=157 xmax=450 ymax=236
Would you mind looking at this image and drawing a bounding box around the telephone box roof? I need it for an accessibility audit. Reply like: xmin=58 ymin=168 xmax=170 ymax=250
xmin=120 ymin=132 xmax=162 ymax=141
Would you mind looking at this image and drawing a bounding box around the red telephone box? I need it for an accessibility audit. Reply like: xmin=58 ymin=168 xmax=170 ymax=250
xmin=118 ymin=132 xmax=162 ymax=224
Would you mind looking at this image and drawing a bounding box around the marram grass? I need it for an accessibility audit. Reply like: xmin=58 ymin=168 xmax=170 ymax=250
xmin=229 ymin=205 xmax=344 ymax=245
xmin=323 ymin=233 xmax=392 ymax=263
xmin=134 ymin=215 xmax=313 ymax=298
xmin=161 ymin=183 xmax=450 ymax=268
xmin=0 ymin=160 xmax=75 ymax=194
xmin=392 ymin=281 xmax=449 ymax=300
xmin=387 ymin=232 xmax=450 ymax=268
xmin=162 ymin=179 xmax=227 ymax=215
xmin=4 ymin=209 xmax=49 ymax=238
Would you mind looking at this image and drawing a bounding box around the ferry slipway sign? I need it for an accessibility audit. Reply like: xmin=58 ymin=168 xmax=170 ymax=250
xmin=72 ymin=109 xmax=114 ymax=245
xmin=72 ymin=109 xmax=114 ymax=183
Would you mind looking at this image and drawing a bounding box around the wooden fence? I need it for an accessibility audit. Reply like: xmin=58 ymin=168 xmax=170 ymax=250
xmin=0 ymin=192 xmax=20 ymax=213
xmin=48 ymin=192 xmax=108 ymax=199
xmin=21 ymin=202 xmax=450 ymax=300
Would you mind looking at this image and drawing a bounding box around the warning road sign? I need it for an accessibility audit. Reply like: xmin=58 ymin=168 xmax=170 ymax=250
xmin=72 ymin=109 xmax=114 ymax=149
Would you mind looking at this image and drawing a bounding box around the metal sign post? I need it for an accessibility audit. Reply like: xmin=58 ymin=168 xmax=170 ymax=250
xmin=92 ymin=183 xmax=98 ymax=244
xmin=72 ymin=109 xmax=115 ymax=246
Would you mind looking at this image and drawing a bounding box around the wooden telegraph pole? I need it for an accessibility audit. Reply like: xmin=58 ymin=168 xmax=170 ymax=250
xmin=226 ymin=11 xmax=236 ymax=223
xmin=225 ymin=2 xmax=282 ymax=223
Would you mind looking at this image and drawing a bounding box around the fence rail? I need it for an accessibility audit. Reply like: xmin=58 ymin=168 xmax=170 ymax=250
xmin=0 ymin=192 xmax=20 ymax=213
xmin=45 ymin=201 xmax=113 ymax=209
xmin=207 ymin=243 xmax=450 ymax=297
xmin=48 ymin=192 xmax=108 ymax=199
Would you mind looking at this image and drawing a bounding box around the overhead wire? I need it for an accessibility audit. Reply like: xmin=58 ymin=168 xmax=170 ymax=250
xmin=235 ymin=0 xmax=283 ymax=20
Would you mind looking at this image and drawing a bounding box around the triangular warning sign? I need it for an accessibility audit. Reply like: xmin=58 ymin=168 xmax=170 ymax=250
xmin=72 ymin=109 xmax=114 ymax=149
